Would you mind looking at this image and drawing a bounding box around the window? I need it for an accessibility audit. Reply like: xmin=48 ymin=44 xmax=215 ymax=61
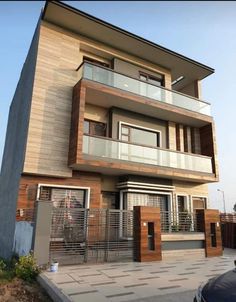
xmin=102 ymin=192 xmax=119 ymax=209
xmin=192 ymin=197 xmax=207 ymax=212
xmin=84 ymin=120 xmax=106 ymax=137
xmin=120 ymin=124 xmax=160 ymax=147
xmin=83 ymin=56 xmax=109 ymax=68
xmin=39 ymin=186 xmax=86 ymax=208
xmin=177 ymin=195 xmax=186 ymax=213
xmin=139 ymin=72 xmax=164 ymax=87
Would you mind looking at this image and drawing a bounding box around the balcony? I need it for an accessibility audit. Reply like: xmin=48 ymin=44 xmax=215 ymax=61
xmin=77 ymin=62 xmax=211 ymax=116
xmin=82 ymin=134 xmax=213 ymax=174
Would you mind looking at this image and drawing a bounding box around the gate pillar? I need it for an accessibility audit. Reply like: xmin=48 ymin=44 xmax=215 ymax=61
xmin=32 ymin=201 xmax=53 ymax=266
xmin=133 ymin=206 xmax=162 ymax=262
xmin=196 ymin=209 xmax=223 ymax=257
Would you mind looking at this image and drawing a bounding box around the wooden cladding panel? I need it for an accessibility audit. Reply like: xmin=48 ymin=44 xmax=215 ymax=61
xmin=68 ymin=82 xmax=86 ymax=165
xmin=197 ymin=209 xmax=223 ymax=257
xmin=200 ymin=123 xmax=218 ymax=176
xmin=77 ymin=157 xmax=217 ymax=183
xmin=176 ymin=124 xmax=180 ymax=151
xmin=17 ymin=172 xmax=102 ymax=210
xmin=133 ymin=206 xmax=162 ymax=262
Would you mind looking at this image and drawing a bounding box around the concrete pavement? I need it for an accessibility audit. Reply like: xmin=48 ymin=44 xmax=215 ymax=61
xmin=39 ymin=249 xmax=236 ymax=302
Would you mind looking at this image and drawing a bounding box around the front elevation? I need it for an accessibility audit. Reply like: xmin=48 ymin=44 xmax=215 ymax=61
xmin=0 ymin=1 xmax=221 ymax=262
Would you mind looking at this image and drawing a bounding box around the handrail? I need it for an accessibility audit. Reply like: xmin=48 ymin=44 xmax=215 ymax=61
xmin=76 ymin=61 xmax=211 ymax=106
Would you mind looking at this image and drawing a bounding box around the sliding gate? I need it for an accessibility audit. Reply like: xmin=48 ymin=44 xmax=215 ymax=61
xmin=50 ymin=208 xmax=133 ymax=265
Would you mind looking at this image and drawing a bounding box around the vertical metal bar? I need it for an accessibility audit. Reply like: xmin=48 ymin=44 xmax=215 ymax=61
xmin=84 ymin=208 xmax=89 ymax=263
xmin=104 ymin=208 xmax=110 ymax=262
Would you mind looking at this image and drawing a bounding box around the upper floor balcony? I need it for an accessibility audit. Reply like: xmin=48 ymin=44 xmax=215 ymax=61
xmin=82 ymin=134 xmax=212 ymax=174
xmin=77 ymin=62 xmax=211 ymax=117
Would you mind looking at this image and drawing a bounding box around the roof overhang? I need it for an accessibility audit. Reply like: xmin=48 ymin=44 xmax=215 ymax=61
xmin=42 ymin=1 xmax=214 ymax=89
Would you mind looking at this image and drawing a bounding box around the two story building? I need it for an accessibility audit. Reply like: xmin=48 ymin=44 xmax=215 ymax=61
xmin=0 ymin=1 xmax=221 ymax=264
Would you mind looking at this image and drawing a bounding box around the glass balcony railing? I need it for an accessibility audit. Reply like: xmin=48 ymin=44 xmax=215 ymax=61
xmin=78 ymin=62 xmax=211 ymax=116
xmin=83 ymin=135 xmax=213 ymax=174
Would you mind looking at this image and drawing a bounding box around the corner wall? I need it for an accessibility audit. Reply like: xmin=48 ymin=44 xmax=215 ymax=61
xmin=0 ymin=20 xmax=41 ymax=258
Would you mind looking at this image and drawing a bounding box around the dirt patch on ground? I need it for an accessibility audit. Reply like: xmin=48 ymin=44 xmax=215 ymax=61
xmin=0 ymin=278 xmax=52 ymax=302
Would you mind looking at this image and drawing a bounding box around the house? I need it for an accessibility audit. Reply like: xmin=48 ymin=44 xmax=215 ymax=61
xmin=0 ymin=1 xmax=222 ymax=264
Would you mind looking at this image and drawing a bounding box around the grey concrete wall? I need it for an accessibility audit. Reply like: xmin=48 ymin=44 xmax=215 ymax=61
xmin=33 ymin=201 xmax=52 ymax=266
xmin=110 ymin=107 xmax=168 ymax=148
xmin=0 ymin=19 xmax=40 ymax=259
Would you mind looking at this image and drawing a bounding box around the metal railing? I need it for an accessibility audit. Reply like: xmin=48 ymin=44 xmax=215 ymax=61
xmin=83 ymin=134 xmax=213 ymax=174
xmin=220 ymin=213 xmax=236 ymax=223
xmin=50 ymin=208 xmax=133 ymax=265
xmin=77 ymin=62 xmax=211 ymax=116
xmin=161 ymin=211 xmax=200 ymax=233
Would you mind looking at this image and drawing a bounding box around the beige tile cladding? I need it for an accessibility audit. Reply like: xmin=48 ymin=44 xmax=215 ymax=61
xmin=23 ymin=23 xmax=81 ymax=177
xmin=173 ymin=180 xmax=209 ymax=209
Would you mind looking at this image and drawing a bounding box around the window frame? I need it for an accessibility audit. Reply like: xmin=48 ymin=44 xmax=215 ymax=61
xmin=83 ymin=56 xmax=110 ymax=68
xmin=191 ymin=195 xmax=208 ymax=212
xmin=37 ymin=184 xmax=91 ymax=209
xmin=84 ymin=119 xmax=107 ymax=137
xmin=139 ymin=71 xmax=165 ymax=87
xmin=119 ymin=121 xmax=161 ymax=148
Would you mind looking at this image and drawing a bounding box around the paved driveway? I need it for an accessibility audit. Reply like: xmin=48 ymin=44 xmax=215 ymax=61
xmin=39 ymin=249 xmax=236 ymax=302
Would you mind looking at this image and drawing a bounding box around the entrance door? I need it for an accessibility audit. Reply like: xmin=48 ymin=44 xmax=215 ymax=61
xmin=102 ymin=191 xmax=119 ymax=209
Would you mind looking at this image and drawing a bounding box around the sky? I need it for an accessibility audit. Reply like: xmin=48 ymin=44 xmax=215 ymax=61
xmin=0 ymin=1 xmax=236 ymax=212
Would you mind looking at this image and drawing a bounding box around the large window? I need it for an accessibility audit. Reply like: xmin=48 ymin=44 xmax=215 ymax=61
xmin=120 ymin=123 xmax=160 ymax=147
xmin=139 ymin=72 xmax=164 ymax=87
xmin=39 ymin=186 xmax=86 ymax=208
xmin=84 ymin=119 xmax=106 ymax=137
xmin=123 ymin=192 xmax=168 ymax=212
xmin=83 ymin=56 xmax=109 ymax=68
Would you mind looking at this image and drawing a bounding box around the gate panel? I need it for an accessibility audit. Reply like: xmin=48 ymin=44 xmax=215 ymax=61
xmin=49 ymin=208 xmax=133 ymax=265
xmin=50 ymin=208 xmax=87 ymax=265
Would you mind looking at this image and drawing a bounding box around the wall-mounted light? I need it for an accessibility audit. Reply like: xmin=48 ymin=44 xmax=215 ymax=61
xmin=171 ymin=76 xmax=185 ymax=86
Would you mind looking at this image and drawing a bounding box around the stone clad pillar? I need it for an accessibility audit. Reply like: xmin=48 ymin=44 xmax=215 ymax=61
xmin=197 ymin=209 xmax=223 ymax=257
xmin=133 ymin=206 xmax=162 ymax=262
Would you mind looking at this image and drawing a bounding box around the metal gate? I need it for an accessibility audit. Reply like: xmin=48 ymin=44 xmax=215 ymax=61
xmin=50 ymin=208 xmax=133 ymax=265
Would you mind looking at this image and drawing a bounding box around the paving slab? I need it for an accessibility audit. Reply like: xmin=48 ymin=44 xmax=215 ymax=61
xmin=38 ymin=248 xmax=236 ymax=302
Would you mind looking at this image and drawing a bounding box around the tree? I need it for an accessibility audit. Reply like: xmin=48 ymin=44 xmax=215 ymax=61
xmin=233 ymin=203 xmax=236 ymax=212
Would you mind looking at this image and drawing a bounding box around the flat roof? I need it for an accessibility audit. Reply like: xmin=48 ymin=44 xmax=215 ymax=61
xmin=42 ymin=1 xmax=214 ymax=87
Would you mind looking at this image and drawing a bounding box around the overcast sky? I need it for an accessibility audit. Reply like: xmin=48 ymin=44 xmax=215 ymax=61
xmin=1 ymin=1 xmax=235 ymax=212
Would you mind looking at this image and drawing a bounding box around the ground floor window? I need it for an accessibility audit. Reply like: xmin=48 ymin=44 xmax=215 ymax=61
xmin=177 ymin=195 xmax=189 ymax=212
xmin=192 ymin=196 xmax=207 ymax=212
xmin=39 ymin=186 xmax=88 ymax=208
xmin=122 ymin=192 xmax=169 ymax=212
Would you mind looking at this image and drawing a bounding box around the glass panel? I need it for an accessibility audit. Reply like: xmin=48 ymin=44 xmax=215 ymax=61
xmin=177 ymin=196 xmax=185 ymax=212
xmin=82 ymin=63 xmax=211 ymax=116
xmin=130 ymin=127 xmax=158 ymax=147
xmin=83 ymin=135 xmax=213 ymax=173
xmin=121 ymin=135 xmax=129 ymax=142
xmin=83 ymin=120 xmax=89 ymax=134
xmin=192 ymin=197 xmax=206 ymax=211
xmin=140 ymin=74 xmax=147 ymax=81
xmin=92 ymin=122 xmax=106 ymax=136
xmin=121 ymin=126 xmax=129 ymax=135
xmin=149 ymin=77 xmax=162 ymax=86
xmin=51 ymin=188 xmax=85 ymax=208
